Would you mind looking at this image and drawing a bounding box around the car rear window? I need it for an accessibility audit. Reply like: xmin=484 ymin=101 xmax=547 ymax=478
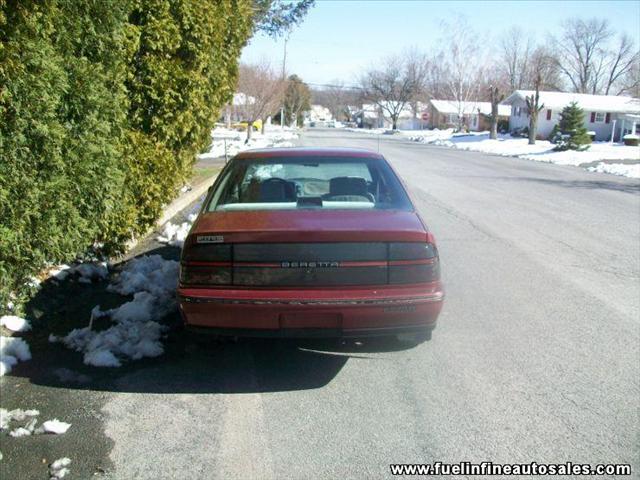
xmin=207 ymin=156 xmax=413 ymax=211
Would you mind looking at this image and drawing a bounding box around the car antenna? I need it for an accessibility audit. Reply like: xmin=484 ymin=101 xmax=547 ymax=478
xmin=377 ymin=135 xmax=380 ymax=153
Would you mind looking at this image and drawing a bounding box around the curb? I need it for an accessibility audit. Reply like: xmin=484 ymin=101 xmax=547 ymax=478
xmin=123 ymin=172 xmax=219 ymax=254
xmin=156 ymin=177 xmax=215 ymax=227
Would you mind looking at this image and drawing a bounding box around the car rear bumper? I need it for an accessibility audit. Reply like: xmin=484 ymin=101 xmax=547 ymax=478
xmin=178 ymin=282 xmax=444 ymax=337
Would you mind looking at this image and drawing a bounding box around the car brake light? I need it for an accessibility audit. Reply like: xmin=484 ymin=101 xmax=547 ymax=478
xmin=387 ymin=240 xmax=440 ymax=284
xmin=180 ymin=240 xmax=231 ymax=285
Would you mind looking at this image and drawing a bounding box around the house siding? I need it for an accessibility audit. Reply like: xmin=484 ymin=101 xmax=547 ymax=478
xmin=507 ymin=99 xmax=621 ymax=141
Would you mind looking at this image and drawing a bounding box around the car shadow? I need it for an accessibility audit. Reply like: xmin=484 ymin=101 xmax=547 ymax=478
xmin=15 ymin=245 xmax=416 ymax=395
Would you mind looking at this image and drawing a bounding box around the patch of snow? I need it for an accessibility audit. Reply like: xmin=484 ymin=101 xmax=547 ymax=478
xmin=40 ymin=419 xmax=71 ymax=434
xmin=398 ymin=129 xmax=639 ymax=178
xmin=50 ymin=457 xmax=71 ymax=479
xmin=588 ymin=162 xmax=640 ymax=178
xmin=58 ymin=255 xmax=177 ymax=367
xmin=9 ymin=426 xmax=32 ymax=437
xmin=0 ymin=336 xmax=31 ymax=376
xmin=157 ymin=221 xmax=191 ymax=247
xmin=82 ymin=347 xmax=122 ymax=367
xmin=74 ymin=262 xmax=108 ymax=282
xmin=0 ymin=315 xmax=31 ymax=332
xmin=49 ymin=265 xmax=71 ymax=281
xmin=199 ymin=126 xmax=299 ymax=160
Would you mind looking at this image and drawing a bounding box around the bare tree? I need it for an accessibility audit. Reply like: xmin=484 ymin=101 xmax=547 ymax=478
xmin=488 ymin=85 xmax=505 ymax=140
xmin=323 ymin=82 xmax=352 ymax=121
xmin=439 ymin=17 xmax=484 ymax=131
xmin=604 ymin=33 xmax=640 ymax=95
xmin=555 ymin=18 xmax=612 ymax=93
xmin=237 ymin=61 xmax=286 ymax=141
xmin=525 ymin=49 xmax=553 ymax=144
xmin=360 ymin=52 xmax=425 ymax=130
xmin=404 ymin=48 xmax=430 ymax=123
xmin=500 ymin=27 xmax=533 ymax=91
xmin=424 ymin=52 xmax=448 ymax=100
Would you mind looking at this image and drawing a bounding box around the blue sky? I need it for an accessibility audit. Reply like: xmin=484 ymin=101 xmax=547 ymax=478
xmin=241 ymin=0 xmax=640 ymax=86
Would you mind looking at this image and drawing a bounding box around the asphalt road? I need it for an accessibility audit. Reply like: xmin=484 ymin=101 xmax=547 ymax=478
xmin=2 ymin=129 xmax=638 ymax=479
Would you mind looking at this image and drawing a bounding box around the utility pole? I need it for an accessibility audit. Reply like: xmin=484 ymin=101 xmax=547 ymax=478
xmin=281 ymin=31 xmax=289 ymax=128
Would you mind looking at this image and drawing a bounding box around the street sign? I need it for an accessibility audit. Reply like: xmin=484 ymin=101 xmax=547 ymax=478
xmin=421 ymin=112 xmax=429 ymax=121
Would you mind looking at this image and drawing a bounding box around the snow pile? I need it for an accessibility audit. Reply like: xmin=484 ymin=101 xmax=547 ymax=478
xmin=0 ymin=315 xmax=31 ymax=332
xmin=371 ymin=128 xmax=639 ymax=178
xmin=157 ymin=216 xmax=196 ymax=247
xmin=73 ymin=262 xmax=108 ymax=284
xmin=199 ymin=126 xmax=299 ymax=160
xmin=1 ymin=409 xmax=70 ymax=436
xmin=40 ymin=419 xmax=71 ymax=434
xmin=0 ymin=336 xmax=31 ymax=376
xmin=0 ymin=408 xmax=40 ymax=430
xmin=50 ymin=457 xmax=71 ymax=479
xmin=157 ymin=200 xmax=202 ymax=247
xmin=587 ymin=162 xmax=640 ymax=178
xmin=55 ymin=255 xmax=178 ymax=367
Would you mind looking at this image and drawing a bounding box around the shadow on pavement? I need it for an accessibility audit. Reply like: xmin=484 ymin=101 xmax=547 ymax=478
xmin=496 ymin=176 xmax=640 ymax=194
xmin=15 ymin=245 xmax=415 ymax=396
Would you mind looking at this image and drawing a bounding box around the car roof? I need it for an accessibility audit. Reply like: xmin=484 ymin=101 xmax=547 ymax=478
xmin=234 ymin=147 xmax=384 ymax=160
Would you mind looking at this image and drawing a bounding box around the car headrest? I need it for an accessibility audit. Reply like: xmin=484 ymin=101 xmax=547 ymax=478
xmin=329 ymin=176 xmax=368 ymax=197
xmin=259 ymin=180 xmax=296 ymax=202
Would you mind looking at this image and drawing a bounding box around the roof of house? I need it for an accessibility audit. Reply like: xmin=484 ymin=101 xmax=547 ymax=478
xmin=502 ymin=90 xmax=640 ymax=113
xmin=430 ymin=100 xmax=511 ymax=117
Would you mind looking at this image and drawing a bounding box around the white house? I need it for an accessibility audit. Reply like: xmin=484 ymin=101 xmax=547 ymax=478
xmin=502 ymin=90 xmax=640 ymax=141
xmin=305 ymin=104 xmax=333 ymax=125
xmin=428 ymin=100 xmax=511 ymax=131
xmin=353 ymin=102 xmax=429 ymax=130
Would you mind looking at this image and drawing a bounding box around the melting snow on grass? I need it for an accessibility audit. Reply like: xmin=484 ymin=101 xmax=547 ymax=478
xmin=198 ymin=125 xmax=299 ymax=160
xmin=53 ymin=255 xmax=179 ymax=367
xmin=0 ymin=336 xmax=31 ymax=376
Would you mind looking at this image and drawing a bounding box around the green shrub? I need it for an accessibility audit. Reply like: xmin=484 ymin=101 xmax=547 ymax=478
xmin=553 ymin=102 xmax=591 ymax=151
xmin=0 ymin=0 xmax=130 ymax=306
xmin=0 ymin=0 xmax=254 ymax=307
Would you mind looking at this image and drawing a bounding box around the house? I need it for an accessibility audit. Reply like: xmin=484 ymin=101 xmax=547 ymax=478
xmin=304 ymin=104 xmax=333 ymax=125
xmin=502 ymin=90 xmax=640 ymax=141
xmin=352 ymin=104 xmax=384 ymax=129
xmin=223 ymin=93 xmax=255 ymax=124
xmin=352 ymin=102 xmax=430 ymax=130
xmin=428 ymin=100 xmax=511 ymax=131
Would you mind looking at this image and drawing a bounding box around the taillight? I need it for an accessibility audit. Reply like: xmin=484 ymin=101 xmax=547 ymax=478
xmin=180 ymin=263 xmax=231 ymax=285
xmin=387 ymin=240 xmax=440 ymax=284
xmin=180 ymin=240 xmax=231 ymax=285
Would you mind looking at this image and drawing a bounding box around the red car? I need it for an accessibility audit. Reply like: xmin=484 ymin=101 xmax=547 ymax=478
xmin=178 ymin=147 xmax=444 ymax=343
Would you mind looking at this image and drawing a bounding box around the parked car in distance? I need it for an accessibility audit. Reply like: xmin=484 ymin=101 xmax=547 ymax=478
xmin=178 ymin=147 xmax=444 ymax=344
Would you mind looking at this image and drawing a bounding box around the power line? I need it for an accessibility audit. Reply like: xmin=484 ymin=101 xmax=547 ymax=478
xmin=306 ymin=82 xmax=363 ymax=90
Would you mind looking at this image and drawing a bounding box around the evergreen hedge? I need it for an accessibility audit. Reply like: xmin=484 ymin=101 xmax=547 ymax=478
xmin=0 ymin=0 xmax=253 ymax=307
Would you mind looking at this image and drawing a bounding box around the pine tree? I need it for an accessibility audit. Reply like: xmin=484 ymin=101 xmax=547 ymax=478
xmin=554 ymin=102 xmax=592 ymax=151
